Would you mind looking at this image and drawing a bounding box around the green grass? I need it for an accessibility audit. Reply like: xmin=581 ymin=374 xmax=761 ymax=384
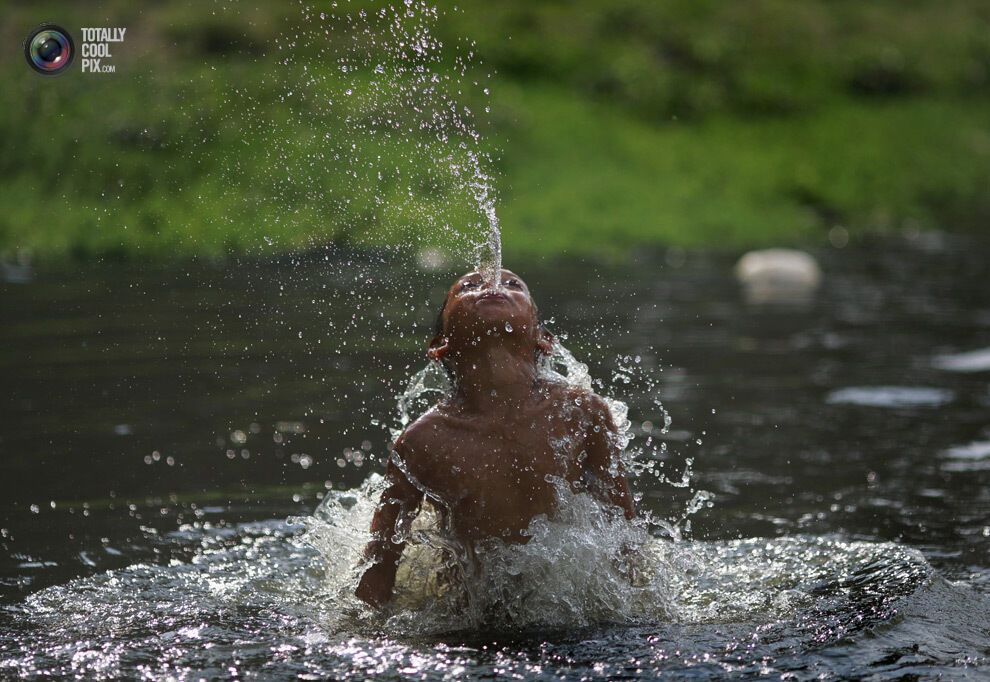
xmin=1 ymin=0 xmax=989 ymax=261
xmin=498 ymin=85 xmax=990 ymax=254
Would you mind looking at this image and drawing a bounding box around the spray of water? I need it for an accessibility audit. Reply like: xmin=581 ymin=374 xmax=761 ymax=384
xmin=294 ymin=338 xmax=707 ymax=631
xmin=220 ymin=0 xmax=502 ymax=278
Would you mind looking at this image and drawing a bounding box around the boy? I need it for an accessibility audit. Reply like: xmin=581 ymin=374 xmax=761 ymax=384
xmin=355 ymin=269 xmax=636 ymax=607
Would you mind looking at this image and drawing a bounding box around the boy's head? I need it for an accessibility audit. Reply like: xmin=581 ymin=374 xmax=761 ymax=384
xmin=428 ymin=269 xmax=553 ymax=371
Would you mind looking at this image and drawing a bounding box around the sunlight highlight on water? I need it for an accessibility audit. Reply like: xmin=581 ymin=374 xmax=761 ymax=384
xmin=2 ymin=514 xmax=963 ymax=679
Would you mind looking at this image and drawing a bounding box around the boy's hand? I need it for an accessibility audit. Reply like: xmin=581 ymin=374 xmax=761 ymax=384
xmin=355 ymin=561 xmax=394 ymax=608
xmin=355 ymin=449 xmax=423 ymax=608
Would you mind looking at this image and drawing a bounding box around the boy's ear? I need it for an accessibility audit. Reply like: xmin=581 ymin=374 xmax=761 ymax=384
xmin=427 ymin=335 xmax=449 ymax=362
xmin=536 ymin=327 xmax=554 ymax=355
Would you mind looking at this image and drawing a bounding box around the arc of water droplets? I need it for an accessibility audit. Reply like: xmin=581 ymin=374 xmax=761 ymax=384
xmin=278 ymin=0 xmax=503 ymax=280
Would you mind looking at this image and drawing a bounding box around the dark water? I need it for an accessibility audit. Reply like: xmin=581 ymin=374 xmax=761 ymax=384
xmin=1 ymin=235 xmax=989 ymax=679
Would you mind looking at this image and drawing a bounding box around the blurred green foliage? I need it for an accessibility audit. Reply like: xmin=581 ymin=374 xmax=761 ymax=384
xmin=2 ymin=0 xmax=989 ymax=260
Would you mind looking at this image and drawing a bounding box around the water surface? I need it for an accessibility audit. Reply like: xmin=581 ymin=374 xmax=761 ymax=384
xmin=1 ymin=235 xmax=989 ymax=678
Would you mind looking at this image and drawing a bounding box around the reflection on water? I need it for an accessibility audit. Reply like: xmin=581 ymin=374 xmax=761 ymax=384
xmin=5 ymin=513 xmax=976 ymax=680
xmin=933 ymin=347 xmax=990 ymax=373
xmin=825 ymin=386 xmax=955 ymax=408
xmin=1 ymin=235 xmax=990 ymax=678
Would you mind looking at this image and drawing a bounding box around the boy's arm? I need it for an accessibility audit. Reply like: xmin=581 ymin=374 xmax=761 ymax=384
xmin=355 ymin=446 xmax=424 ymax=607
xmin=582 ymin=396 xmax=636 ymax=520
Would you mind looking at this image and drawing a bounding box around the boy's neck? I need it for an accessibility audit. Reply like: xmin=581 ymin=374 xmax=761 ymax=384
xmin=450 ymin=342 xmax=538 ymax=412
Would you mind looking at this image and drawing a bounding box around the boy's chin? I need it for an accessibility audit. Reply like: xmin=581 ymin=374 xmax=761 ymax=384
xmin=471 ymin=307 xmax=517 ymax=327
xmin=452 ymin=312 xmax=520 ymax=337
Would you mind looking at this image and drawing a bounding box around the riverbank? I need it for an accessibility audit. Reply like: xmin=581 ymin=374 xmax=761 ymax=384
xmin=3 ymin=0 xmax=989 ymax=261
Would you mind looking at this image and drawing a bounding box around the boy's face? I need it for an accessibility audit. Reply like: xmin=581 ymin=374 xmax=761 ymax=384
xmin=439 ymin=269 xmax=538 ymax=338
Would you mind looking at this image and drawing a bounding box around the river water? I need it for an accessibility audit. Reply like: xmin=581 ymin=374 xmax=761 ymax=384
xmin=1 ymin=234 xmax=989 ymax=679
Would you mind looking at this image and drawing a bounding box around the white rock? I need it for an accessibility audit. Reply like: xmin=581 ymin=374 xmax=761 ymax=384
xmin=735 ymin=248 xmax=822 ymax=304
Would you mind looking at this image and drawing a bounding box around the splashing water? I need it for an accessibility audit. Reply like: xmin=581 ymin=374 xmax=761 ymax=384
xmin=295 ymin=473 xmax=683 ymax=635
xmin=225 ymin=0 xmax=503 ymax=279
xmin=290 ymin=338 xmax=706 ymax=632
xmin=1 ymin=505 xmax=952 ymax=679
xmin=465 ymin=150 xmax=502 ymax=284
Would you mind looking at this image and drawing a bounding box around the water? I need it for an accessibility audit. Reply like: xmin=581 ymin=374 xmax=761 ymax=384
xmin=226 ymin=0 xmax=502 ymax=280
xmin=2 ymin=234 xmax=989 ymax=678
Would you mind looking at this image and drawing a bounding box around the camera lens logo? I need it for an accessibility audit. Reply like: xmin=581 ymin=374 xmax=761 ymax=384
xmin=24 ymin=24 xmax=75 ymax=75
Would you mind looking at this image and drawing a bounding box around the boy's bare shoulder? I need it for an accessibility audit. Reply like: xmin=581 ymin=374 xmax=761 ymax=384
xmin=392 ymin=407 xmax=456 ymax=460
xmin=540 ymin=380 xmax=613 ymax=423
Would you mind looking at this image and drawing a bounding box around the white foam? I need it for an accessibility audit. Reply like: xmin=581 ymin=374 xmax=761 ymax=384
xmin=932 ymin=347 xmax=990 ymax=373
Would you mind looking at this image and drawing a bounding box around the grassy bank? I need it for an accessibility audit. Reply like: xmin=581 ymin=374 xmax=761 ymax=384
xmin=2 ymin=0 xmax=989 ymax=261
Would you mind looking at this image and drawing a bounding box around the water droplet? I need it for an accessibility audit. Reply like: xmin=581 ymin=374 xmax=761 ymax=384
xmin=504 ymin=322 xmax=513 ymax=333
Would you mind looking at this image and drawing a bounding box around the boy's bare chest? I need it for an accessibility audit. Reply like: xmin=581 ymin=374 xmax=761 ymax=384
xmin=430 ymin=407 xmax=588 ymax=477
